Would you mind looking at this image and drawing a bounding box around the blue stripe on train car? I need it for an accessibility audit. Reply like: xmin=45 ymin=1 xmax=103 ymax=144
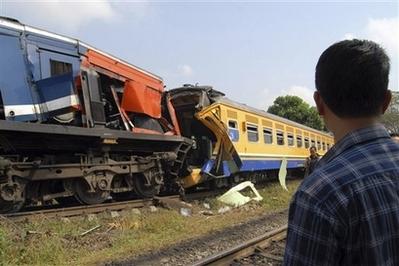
xmin=239 ymin=159 xmax=305 ymax=172
xmin=201 ymin=158 xmax=305 ymax=177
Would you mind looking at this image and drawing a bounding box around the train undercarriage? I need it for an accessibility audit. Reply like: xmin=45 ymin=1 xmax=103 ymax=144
xmin=0 ymin=120 xmax=191 ymax=213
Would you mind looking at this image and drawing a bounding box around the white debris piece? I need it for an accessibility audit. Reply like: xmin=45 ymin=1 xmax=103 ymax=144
xmin=279 ymin=158 xmax=288 ymax=191
xmin=217 ymin=206 xmax=231 ymax=214
xmin=87 ymin=214 xmax=97 ymax=221
xmin=203 ymin=203 xmax=211 ymax=209
xmin=217 ymin=181 xmax=263 ymax=207
xmin=110 ymin=211 xmax=120 ymax=218
xmin=149 ymin=205 xmax=158 ymax=212
xmin=131 ymin=208 xmax=141 ymax=215
xmin=180 ymin=207 xmax=192 ymax=217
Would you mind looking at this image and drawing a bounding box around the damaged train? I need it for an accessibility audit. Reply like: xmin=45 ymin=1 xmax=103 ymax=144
xmin=0 ymin=18 xmax=333 ymax=213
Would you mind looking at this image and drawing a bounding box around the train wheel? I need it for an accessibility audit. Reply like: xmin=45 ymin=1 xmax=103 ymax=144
xmin=0 ymin=198 xmax=24 ymax=213
xmin=132 ymin=173 xmax=159 ymax=198
xmin=0 ymin=180 xmax=25 ymax=213
xmin=73 ymin=179 xmax=110 ymax=205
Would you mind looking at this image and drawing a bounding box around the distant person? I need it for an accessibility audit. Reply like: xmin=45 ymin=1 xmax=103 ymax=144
xmin=284 ymin=39 xmax=399 ymax=265
xmin=304 ymin=146 xmax=320 ymax=177
xmin=391 ymin=133 xmax=399 ymax=144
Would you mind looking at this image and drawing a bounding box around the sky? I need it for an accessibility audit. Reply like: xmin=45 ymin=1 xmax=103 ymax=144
xmin=1 ymin=0 xmax=398 ymax=110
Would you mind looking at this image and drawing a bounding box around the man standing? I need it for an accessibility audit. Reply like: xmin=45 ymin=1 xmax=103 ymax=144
xmin=391 ymin=133 xmax=399 ymax=144
xmin=304 ymin=146 xmax=320 ymax=177
xmin=284 ymin=40 xmax=399 ymax=265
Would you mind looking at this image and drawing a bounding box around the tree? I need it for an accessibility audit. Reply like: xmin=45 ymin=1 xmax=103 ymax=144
xmin=381 ymin=91 xmax=399 ymax=134
xmin=267 ymin=95 xmax=324 ymax=131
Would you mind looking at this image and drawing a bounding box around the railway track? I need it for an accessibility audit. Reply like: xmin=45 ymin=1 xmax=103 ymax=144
xmin=1 ymin=197 xmax=169 ymax=222
xmin=1 ymin=188 xmax=227 ymax=222
xmin=0 ymin=180 xmax=283 ymax=222
xmin=193 ymin=224 xmax=288 ymax=266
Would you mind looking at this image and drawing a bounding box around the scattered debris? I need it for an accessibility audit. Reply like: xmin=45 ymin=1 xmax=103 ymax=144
xmin=105 ymin=223 xmax=118 ymax=233
xmin=110 ymin=211 xmax=120 ymax=218
xmin=160 ymin=258 xmax=170 ymax=264
xmin=217 ymin=206 xmax=232 ymax=214
xmin=80 ymin=225 xmax=101 ymax=237
xmin=87 ymin=214 xmax=97 ymax=221
xmin=199 ymin=210 xmax=214 ymax=216
xmin=180 ymin=208 xmax=192 ymax=217
xmin=131 ymin=208 xmax=141 ymax=215
xmin=181 ymin=201 xmax=193 ymax=208
xmin=149 ymin=206 xmax=158 ymax=212
xmin=279 ymin=158 xmax=288 ymax=191
xmin=27 ymin=230 xmax=43 ymax=235
xmin=61 ymin=217 xmax=71 ymax=223
xmin=218 ymin=181 xmax=263 ymax=207
xmin=203 ymin=203 xmax=210 ymax=209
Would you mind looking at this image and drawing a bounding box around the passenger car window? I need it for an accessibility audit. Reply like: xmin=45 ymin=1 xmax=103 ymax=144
xmin=297 ymin=136 xmax=303 ymax=147
xmin=317 ymin=141 xmax=321 ymax=150
xmin=322 ymin=142 xmax=326 ymax=151
xmin=263 ymin=128 xmax=273 ymax=144
xmin=228 ymin=120 xmax=239 ymax=142
xmin=247 ymin=124 xmax=259 ymax=142
xmin=304 ymin=138 xmax=310 ymax=148
xmin=277 ymin=131 xmax=285 ymax=145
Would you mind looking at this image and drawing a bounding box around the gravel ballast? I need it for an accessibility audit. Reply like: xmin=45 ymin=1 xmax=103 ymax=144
xmin=106 ymin=209 xmax=288 ymax=266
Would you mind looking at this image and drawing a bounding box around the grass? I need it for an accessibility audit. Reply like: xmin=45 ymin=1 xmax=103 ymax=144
xmin=0 ymin=179 xmax=302 ymax=265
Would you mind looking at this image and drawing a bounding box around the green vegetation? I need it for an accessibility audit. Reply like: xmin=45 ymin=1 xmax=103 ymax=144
xmin=0 ymin=179 xmax=301 ymax=265
xmin=381 ymin=91 xmax=399 ymax=134
xmin=267 ymin=95 xmax=325 ymax=131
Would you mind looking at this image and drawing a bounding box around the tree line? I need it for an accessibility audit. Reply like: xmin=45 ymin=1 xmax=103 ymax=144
xmin=268 ymin=91 xmax=399 ymax=133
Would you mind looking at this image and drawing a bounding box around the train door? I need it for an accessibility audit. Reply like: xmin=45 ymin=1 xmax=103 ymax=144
xmin=0 ymin=32 xmax=38 ymax=121
xmin=26 ymin=40 xmax=81 ymax=123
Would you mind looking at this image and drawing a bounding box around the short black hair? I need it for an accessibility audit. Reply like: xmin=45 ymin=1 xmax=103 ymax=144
xmin=315 ymin=39 xmax=390 ymax=118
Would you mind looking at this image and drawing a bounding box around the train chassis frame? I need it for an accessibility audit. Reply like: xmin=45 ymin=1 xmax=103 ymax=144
xmin=0 ymin=151 xmax=177 ymax=212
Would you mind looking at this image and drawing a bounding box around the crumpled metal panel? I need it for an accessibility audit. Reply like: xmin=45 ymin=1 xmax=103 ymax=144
xmin=121 ymin=80 xmax=162 ymax=119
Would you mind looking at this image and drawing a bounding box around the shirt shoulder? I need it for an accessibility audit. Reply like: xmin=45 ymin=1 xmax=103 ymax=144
xmin=298 ymin=137 xmax=399 ymax=207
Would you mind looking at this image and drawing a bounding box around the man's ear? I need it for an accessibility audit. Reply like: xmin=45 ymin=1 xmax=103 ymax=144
xmin=314 ymin=91 xmax=325 ymax=116
xmin=382 ymin=90 xmax=392 ymax=114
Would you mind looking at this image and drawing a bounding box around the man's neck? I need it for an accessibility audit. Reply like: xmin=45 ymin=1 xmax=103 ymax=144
xmin=331 ymin=117 xmax=379 ymax=143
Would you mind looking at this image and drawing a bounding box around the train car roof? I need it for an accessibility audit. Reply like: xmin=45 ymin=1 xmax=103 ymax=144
xmin=0 ymin=17 xmax=162 ymax=82
xmin=218 ymin=97 xmax=333 ymax=138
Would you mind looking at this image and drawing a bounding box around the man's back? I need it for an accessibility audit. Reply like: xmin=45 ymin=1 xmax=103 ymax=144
xmin=284 ymin=125 xmax=399 ymax=265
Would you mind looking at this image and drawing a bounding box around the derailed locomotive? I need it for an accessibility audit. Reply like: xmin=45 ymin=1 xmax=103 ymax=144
xmin=0 ymin=17 xmax=204 ymax=212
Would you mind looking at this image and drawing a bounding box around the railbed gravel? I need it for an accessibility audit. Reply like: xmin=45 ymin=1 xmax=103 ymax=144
xmin=105 ymin=209 xmax=288 ymax=266
xmin=234 ymin=238 xmax=286 ymax=265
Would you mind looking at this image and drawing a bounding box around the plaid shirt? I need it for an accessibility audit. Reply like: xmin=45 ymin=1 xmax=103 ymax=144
xmin=284 ymin=124 xmax=399 ymax=266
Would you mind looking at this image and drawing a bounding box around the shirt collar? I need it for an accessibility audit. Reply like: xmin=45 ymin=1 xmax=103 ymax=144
xmin=318 ymin=123 xmax=390 ymax=166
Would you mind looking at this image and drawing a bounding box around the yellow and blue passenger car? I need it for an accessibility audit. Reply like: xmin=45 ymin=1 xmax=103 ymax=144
xmin=170 ymin=85 xmax=334 ymax=188
xmin=218 ymin=98 xmax=333 ymax=172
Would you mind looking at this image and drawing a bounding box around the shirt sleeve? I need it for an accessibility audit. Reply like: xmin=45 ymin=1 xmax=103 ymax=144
xmin=283 ymin=190 xmax=342 ymax=266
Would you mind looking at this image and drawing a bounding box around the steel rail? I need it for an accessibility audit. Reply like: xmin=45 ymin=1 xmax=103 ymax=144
xmin=0 ymin=184 xmax=261 ymax=222
xmin=192 ymin=224 xmax=288 ymax=266
xmin=0 ymin=189 xmax=224 ymax=222
xmin=2 ymin=195 xmax=179 ymax=221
